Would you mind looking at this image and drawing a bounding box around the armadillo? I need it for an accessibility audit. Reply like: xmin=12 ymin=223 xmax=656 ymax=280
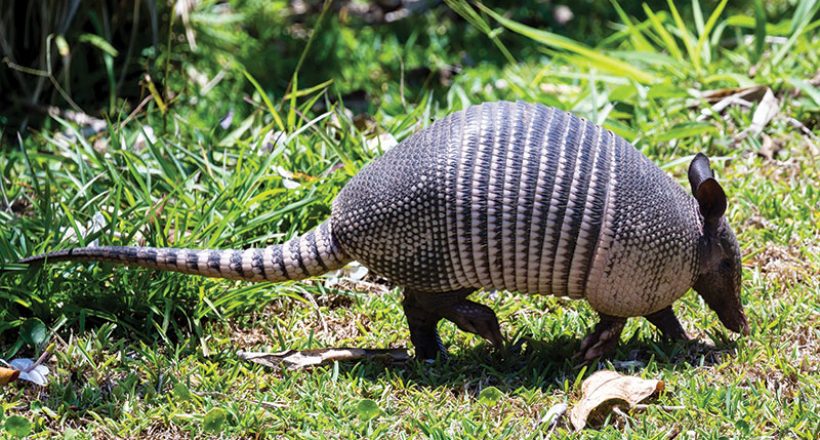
xmin=21 ymin=101 xmax=749 ymax=361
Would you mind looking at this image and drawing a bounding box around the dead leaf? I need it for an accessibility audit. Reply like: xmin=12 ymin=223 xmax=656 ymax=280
xmin=696 ymin=85 xmax=766 ymax=121
xmin=740 ymin=87 xmax=780 ymax=139
xmin=238 ymin=347 xmax=410 ymax=370
xmin=569 ymin=370 xmax=664 ymax=430
xmin=539 ymin=402 xmax=568 ymax=435
xmin=699 ymin=85 xmax=767 ymax=104
xmin=0 ymin=367 xmax=20 ymax=386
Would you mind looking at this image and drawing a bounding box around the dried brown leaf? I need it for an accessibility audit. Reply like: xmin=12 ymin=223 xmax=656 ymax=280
xmin=569 ymin=370 xmax=664 ymax=430
xmin=238 ymin=347 xmax=410 ymax=370
xmin=699 ymin=85 xmax=767 ymax=104
xmin=0 ymin=366 xmax=20 ymax=386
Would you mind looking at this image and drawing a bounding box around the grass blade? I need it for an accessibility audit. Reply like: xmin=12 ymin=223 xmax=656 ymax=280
xmin=642 ymin=5 xmax=684 ymax=62
xmin=772 ymin=0 xmax=819 ymax=65
xmin=444 ymin=0 xmax=516 ymax=64
xmin=666 ymin=0 xmax=700 ymax=72
xmin=609 ymin=0 xmax=655 ymax=52
xmin=241 ymin=68 xmax=285 ymax=132
xmin=479 ymin=4 xmax=656 ymax=83
xmin=752 ymin=0 xmax=766 ymax=63
xmin=694 ymin=0 xmax=729 ymax=68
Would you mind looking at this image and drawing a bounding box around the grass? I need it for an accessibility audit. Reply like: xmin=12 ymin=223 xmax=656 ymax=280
xmin=1 ymin=0 xmax=818 ymax=437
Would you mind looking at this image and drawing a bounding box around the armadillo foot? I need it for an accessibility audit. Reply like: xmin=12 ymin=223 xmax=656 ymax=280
xmin=440 ymin=300 xmax=504 ymax=349
xmin=644 ymin=306 xmax=690 ymax=341
xmin=577 ymin=314 xmax=626 ymax=362
xmin=403 ymin=288 xmax=504 ymax=360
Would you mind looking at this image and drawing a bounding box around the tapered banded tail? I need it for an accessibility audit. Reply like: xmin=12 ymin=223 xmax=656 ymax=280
xmin=19 ymin=220 xmax=351 ymax=282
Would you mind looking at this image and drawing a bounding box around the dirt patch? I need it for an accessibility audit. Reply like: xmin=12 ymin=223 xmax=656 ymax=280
xmin=747 ymin=241 xmax=818 ymax=291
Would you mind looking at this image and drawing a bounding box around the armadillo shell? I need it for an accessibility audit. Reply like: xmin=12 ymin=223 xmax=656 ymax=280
xmin=332 ymin=101 xmax=700 ymax=317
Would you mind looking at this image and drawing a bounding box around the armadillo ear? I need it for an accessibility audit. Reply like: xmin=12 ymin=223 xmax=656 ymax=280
xmin=688 ymin=153 xmax=714 ymax=194
xmin=695 ymin=178 xmax=727 ymax=222
xmin=689 ymin=153 xmax=727 ymax=223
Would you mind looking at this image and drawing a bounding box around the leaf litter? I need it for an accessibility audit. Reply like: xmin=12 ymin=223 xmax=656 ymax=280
xmin=238 ymin=347 xmax=410 ymax=370
xmin=569 ymin=370 xmax=666 ymax=431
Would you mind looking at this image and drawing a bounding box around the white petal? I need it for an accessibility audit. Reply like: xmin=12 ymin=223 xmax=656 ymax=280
xmin=18 ymin=370 xmax=48 ymax=386
xmin=9 ymin=358 xmax=34 ymax=370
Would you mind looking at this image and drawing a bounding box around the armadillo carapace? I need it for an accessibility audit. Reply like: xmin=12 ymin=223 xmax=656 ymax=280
xmin=22 ymin=101 xmax=749 ymax=361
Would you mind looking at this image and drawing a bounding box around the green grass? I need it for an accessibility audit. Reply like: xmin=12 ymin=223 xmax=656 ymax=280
xmin=1 ymin=0 xmax=818 ymax=437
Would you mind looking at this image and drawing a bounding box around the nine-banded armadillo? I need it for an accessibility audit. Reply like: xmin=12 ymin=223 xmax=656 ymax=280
xmin=21 ymin=101 xmax=749 ymax=361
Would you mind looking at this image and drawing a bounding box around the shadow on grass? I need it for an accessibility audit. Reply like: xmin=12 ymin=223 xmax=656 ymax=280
xmin=309 ymin=332 xmax=741 ymax=395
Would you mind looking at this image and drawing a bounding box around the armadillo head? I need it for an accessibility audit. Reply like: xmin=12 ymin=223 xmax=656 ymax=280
xmin=688 ymin=154 xmax=750 ymax=335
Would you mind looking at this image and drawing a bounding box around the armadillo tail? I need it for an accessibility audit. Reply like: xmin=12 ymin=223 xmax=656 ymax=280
xmin=19 ymin=220 xmax=352 ymax=283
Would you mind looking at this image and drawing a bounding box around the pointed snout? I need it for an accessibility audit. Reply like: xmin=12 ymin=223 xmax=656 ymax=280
xmin=717 ymin=306 xmax=750 ymax=335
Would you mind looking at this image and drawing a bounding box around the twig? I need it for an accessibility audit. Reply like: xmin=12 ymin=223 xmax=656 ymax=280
xmin=633 ymin=404 xmax=686 ymax=411
xmin=119 ymin=95 xmax=153 ymax=129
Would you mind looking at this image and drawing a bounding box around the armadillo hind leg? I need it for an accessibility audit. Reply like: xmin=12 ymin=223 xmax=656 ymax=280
xmin=577 ymin=313 xmax=626 ymax=362
xmin=644 ymin=306 xmax=690 ymax=341
xmin=402 ymin=289 xmax=450 ymax=361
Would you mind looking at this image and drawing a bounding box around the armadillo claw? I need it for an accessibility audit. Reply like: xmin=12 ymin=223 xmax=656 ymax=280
xmin=441 ymin=300 xmax=505 ymax=350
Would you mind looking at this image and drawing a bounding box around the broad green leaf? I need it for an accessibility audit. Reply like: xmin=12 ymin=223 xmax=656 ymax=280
xmin=789 ymin=78 xmax=820 ymax=106
xmin=4 ymin=416 xmax=32 ymax=438
xmin=20 ymin=318 xmax=47 ymax=347
xmin=724 ymin=15 xmax=791 ymax=35
xmin=752 ymin=0 xmax=766 ymax=63
xmin=203 ymin=408 xmax=227 ymax=433
xmin=355 ymin=399 xmax=381 ymax=421
xmin=173 ymin=382 xmax=192 ymax=401
xmin=478 ymin=386 xmax=504 ymax=405
xmin=283 ymin=79 xmax=334 ymax=100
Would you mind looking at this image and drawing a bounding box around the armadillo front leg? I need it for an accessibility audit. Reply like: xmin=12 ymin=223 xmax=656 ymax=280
xmin=578 ymin=314 xmax=626 ymax=361
xmin=403 ymin=289 xmax=504 ymax=360
xmin=438 ymin=298 xmax=504 ymax=350
xmin=644 ymin=306 xmax=690 ymax=341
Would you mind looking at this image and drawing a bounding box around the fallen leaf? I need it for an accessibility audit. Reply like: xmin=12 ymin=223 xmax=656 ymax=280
xmin=698 ymin=85 xmax=767 ymax=104
xmin=364 ymin=132 xmax=398 ymax=153
xmin=0 ymin=367 xmax=20 ymax=386
xmin=238 ymin=347 xmax=410 ymax=370
xmin=539 ymin=402 xmax=568 ymax=431
xmin=569 ymin=370 xmax=664 ymax=430
xmin=324 ymin=261 xmax=371 ymax=288
xmin=695 ymin=85 xmax=766 ymax=121
xmin=742 ymin=87 xmax=780 ymax=138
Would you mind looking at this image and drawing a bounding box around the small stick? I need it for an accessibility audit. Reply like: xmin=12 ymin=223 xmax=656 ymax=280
xmin=633 ymin=404 xmax=686 ymax=411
